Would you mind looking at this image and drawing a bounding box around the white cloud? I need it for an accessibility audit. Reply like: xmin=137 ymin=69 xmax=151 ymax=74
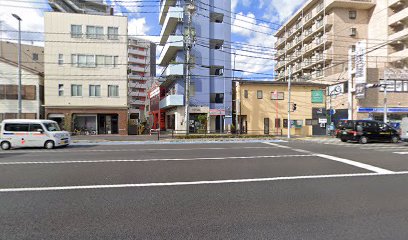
xmin=231 ymin=0 xmax=238 ymax=11
xmin=128 ymin=17 xmax=150 ymax=36
xmin=0 ymin=0 xmax=47 ymax=46
xmin=263 ymin=0 xmax=307 ymax=22
xmin=232 ymin=12 xmax=257 ymax=37
xmin=108 ymin=0 xmax=140 ymax=16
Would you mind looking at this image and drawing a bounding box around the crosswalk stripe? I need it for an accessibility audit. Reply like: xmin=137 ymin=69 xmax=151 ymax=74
xmin=394 ymin=152 xmax=408 ymax=155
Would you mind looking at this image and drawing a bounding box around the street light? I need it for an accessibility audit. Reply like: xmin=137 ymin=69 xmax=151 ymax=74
xmin=12 ymin=13 xmax=22 ymax=119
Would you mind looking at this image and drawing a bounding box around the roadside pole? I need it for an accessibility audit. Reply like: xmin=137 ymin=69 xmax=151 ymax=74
xmin=348 ymin=48 xmax=353 ymax=120
xmin=287 ymin=67 xmax=292 ymax=139
xmin=184 ymin=2 xmax=195 ymax=135
xmin=384 ymin=72 xmax=388 ymax=123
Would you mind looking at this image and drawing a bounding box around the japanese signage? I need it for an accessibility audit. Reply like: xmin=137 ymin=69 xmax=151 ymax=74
xmin=311 ymin=90 xmax=324 ymax=103
xmin=328 ymin=83 xmax=344 ymax=96
xmin=355 ymin=83 xmax=366 ymax=99
xmin=355 ymin=40 xmax=367 ymax=84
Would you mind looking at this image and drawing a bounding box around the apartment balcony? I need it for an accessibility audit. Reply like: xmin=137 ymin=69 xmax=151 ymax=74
xmin=159 ymin=7 xmax=183 ymax=45
xmin=158 ymin=35 xmax=184 ymax=66
xmin=129 ymin=82 xmax=147 ymax=89
xmin=129 ymin=57 xmax=147 ymax=65
xmin=129 ymin=92 xmax=147 ymax=97
xmin=159 ymin=95 xmax=184 ymax=109
xmin=130 ymin=99 xmax=145 ymax=105
xmin=129 ymin=48 xmax=147 ymax=56
xmin=326 ymin=0 xmax=376 ymax=10
xmin=49 ymin=0 xmax=109 ymax=14
xmin=389 ymin=48 xmax=408 ymax=62
xmin=162 ymin=63 xmax=183 ymax=77
xmin=275 ymin=38 xmax=285 ymax=49
xmin=389 ymin=27 xmax=408 ymax=43
xmin=128 ymin=74 xmax=148 ymax=81
xmin=159 ymin=0 xmax=178 ymax=25
xmin=389 ymin=7 xmax=408 ymax=26
xmin=129 ymin=65 xmax=146 ymax=72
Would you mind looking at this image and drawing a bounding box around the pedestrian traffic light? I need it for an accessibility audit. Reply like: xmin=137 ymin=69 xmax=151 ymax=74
xmin=292 ymin=103 xmax=297 ymax=111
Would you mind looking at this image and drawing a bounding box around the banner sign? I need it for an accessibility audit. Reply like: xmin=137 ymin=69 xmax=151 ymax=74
xmin=355 ymin=40 xmax=367 ymax=84
xmin=311 ymin=90 xmax=324 ymax=103
xmin=358 ymin=107 xmax=408 ymax=113
xmin=328 ymin=83 xmax=344 ymax=96
xmin=355 ymin=83 xmax=366 ymax=99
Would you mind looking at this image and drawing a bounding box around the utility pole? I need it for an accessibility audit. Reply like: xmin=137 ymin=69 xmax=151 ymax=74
xmin=12 ymin=14 xmax=22 ymax=119
xmin=184 ymin=2 xmax=196 ymax=135
xmin=383 ymin=71 xmax=388 ymax=123
xmin=347 ymin=48 xmax=353 ymax=120
xmin=287 ymin=67 xmax=292 ymax=139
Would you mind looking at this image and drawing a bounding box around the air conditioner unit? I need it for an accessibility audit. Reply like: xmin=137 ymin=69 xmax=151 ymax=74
xmin=317 ymin=15 xmax=323 ymax=20
xmin=350 ymin=28 xmax=357 ymax=36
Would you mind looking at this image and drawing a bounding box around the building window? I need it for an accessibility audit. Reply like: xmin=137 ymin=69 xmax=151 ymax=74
xmin=22 ymin=85 xmax=36 ymax=100
xmin=113 ymin=56 xmax=119 ymax=67
xmin=105 ymin=56 xmax=113 ymax=66
xmin=244 ymin=90 xmax=248 ymax=98
xmin=74 ymin=54 xmax=96 ymax=68
xmin=71 ymin=54 xmax=77 ymax=66
xmin=58 ymin=54 xmax=63 ymax=65
xmin=71 ymin=25 xmax=82 ymax=38
xmin=96 ymin=55 xmax=105 ymax=67
xmin=349 ymin=10 xmax=357 ymax=19
xmin=89 ymin=85 xmax=101 ymax=97
xmin=271 ymin=92 xmax=284 ymax=100
xmin=32 ymin=53 xmax=38 ymax=61
xmin=257 ymin=90 xmax=263 ymax=99
xmin=58 ymin=84 xmax=64 ymax=96
xmin=210 ymin=93 xmax=224 ymax=103
xmin=107 ymin=27 xmax=119 ymax=40
xmin=108 ymin=85 xmax=119 ymax=97
xmin=71 ymin=84 xmax=82 ymax=97
xmin=86 ymin=26 xmax=104 ymax=39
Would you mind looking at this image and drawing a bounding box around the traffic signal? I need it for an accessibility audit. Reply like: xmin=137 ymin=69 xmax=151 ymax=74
xmin=292 ymin=103 xmax=297 ymax=111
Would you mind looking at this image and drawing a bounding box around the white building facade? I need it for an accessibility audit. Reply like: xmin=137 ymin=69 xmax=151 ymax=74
xmin=44 ymin=12 xmax=129 ymax=134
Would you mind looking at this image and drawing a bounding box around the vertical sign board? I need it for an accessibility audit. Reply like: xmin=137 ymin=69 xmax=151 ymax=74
xmin=355 ymin=40 xmax=367 ymax=84
xmin=311 ymin=90 xmax=324 ymax=103
xmin=355 ymin=83 xmax=366 ymax=99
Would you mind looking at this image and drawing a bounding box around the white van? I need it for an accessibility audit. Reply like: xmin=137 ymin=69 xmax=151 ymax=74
xmin=401 ymin=117 xmax=408 ymax=142
xmin=0 ymin=119 xmax=71 ymax=150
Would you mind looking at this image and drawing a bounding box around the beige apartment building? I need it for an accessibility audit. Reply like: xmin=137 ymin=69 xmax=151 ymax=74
xmin=0 ymin=41 xmax=44 ymax=121
xmin=234 ymin=80 xmax=327 ymax=136
xmin=44 ymin=12 xmax=129 ymax=135
xmin=274 ymin=0 xmax=408 ymax=123
xmin=128 ymin=37 xmax=156 ymax=123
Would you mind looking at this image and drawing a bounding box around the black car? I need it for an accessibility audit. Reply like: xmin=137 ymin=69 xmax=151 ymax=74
xmin=339 ymin=120 xmax=400 ymax=144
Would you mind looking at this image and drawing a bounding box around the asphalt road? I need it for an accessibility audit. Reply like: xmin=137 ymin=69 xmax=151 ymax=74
xmin=1 ymin=140 xmax=408 ymax=239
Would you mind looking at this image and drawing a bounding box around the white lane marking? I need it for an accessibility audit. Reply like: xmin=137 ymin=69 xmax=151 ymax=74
xmin=0 ymin=146 xmax=275 ymax=154
xmin=0 ymin=154 xmax=314 ymax=165
xmin=1 ymin=171 xmax=407 ymax=193
xmin=263 ymin=142 xmax=394 ymax=174
xmin=394 ymin=152 xmax=408 ymax=155
xmin=263 ymin=142 xmax=291 ymax=149
xmin=314 ymin=154 xmax=394 ymax=174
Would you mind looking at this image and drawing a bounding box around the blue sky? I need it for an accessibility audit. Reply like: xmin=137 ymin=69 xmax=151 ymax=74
xmin=0 ymin=0 xmax=308 ymax=78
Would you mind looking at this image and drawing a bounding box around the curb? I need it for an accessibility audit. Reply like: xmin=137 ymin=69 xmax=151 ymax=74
xmin=71 ymin=139 xmax=287 ymax=146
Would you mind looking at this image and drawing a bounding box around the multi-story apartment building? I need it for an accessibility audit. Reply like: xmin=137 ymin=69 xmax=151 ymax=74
xmin=275 ymin=0 xmax=408 ymax=123
xmin=0 ymin=41 xmax=44 ymax=121
xmin=44 ymin=12 xmax=128 ymax=135
xmin=157 ymin=0 xmax=232 ymax=133
xmin=128 ymin=37 xmax=156 ymax=122
xmin=48 ymin=0 xmax=111 ymax=15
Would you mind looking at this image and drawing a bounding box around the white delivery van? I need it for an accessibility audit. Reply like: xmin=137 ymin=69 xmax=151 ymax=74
xmin=401 ymin=117 xmax=408 ymax=142
xmin=0 ymin=119 xmax=71 ymax=150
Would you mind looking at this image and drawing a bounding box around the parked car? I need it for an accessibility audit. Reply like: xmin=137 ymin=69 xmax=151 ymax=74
xmin=335 ymin=120 xmax=347 ymax=138
xmin=0 ymin=119 xmax=71 ymax=150
xmin=401 ymin=117 xmax=408 ymax=142
xmin=339 ymin=120 xmax=400 ymax=144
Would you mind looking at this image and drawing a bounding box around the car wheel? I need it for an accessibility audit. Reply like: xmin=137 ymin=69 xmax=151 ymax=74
xmin=359 ymin=136 xmax=368 ymax=144
xmin=391 ymin=135 xmax=400 ymax=144
xmin=1 ymin=141 xmax=11 ymax=150
xmin=44 ymin=140 xmax=55 ymax=149
xmin=341 ymin=138 xmax=347 ymax=142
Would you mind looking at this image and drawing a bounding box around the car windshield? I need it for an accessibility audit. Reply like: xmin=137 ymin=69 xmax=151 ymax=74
xmin=43 ymin=122 xmax=61 ymax=132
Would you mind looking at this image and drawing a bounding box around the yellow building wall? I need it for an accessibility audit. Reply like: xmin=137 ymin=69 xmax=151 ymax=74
xmin=237 ymin=83 xmax=326 ymax=136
